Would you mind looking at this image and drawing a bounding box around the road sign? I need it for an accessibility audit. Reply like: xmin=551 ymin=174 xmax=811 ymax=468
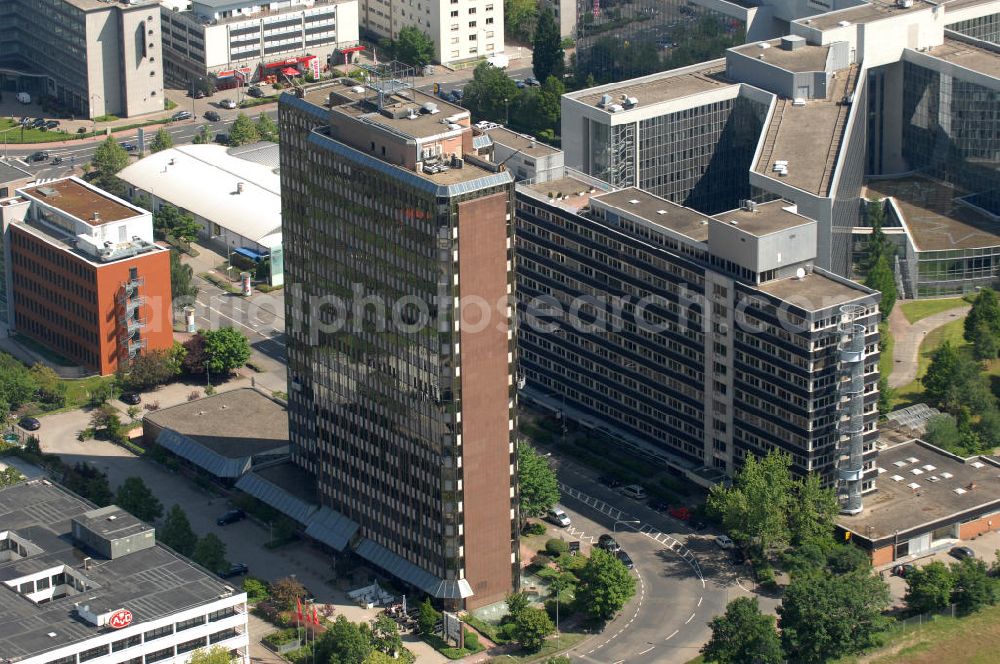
xmin=443 ymin=611 xmax=463 ymax=646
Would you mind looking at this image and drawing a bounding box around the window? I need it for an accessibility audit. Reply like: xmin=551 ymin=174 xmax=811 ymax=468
xmin=469 ymin=33 xmax=477 ymax=40
xmin=450 ymin=10 xmax=458 ymax=16
xmin=451 ymin=50 xmax=460 ymax=57
xmin=208 ymin=606 xmax=238 ymax=622
xmin=469 ymin=7 xmax=476 ymax=13
xmin=144 ymin=625 xmax=173 ymax=642
xmin=146 ymin=647 xmax=174 ymax=663
xmin=177 ymin=637 xmax=207 ymax=654
xmin=486 ymin=17 xmax=493 ymax=24
xmin=451 ymin=23 xmax=458 ymax=30
xmin=112 ymin=635 xmax=142 ymax=652
xmin=486 ymin=3 xmax=493 ymax=9
xmin=450 ymin=36 xmax=459 ymax=43
xmin=79 ymin=645 xmax=109 ymax=663
xmin=468 ymin=20 xmax=476 ymax=27
xmin=176 ymin=615 xmax=206 ymax=632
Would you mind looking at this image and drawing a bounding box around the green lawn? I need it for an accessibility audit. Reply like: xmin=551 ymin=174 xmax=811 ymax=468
xmin=0 ymin=118 xmax=98 ymax=144
xmin=833 ymin=603 xmax=1000 ymax=664
xmin=891 ymin=317 xmax=969 ymax=409
xmin=499 ymin=632 xmax=587 ymax=662
xmin=899 ymin=298 xmax=969 ymax=324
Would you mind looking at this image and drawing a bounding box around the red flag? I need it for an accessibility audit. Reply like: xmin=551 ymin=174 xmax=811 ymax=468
xmin=296 ymin=596 xmax=303 ymax=622
xmin=313 ymin=606 xmax=320 ymax=625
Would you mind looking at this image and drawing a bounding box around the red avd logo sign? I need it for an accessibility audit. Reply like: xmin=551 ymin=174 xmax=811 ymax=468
xmin=108 ymin=609 xmax=133 ymax=629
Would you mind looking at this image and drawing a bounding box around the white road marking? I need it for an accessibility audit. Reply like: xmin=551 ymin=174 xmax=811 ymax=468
xmin=666 ymin=630 xmax=679 ymax=641
xmin=685 ymin=612 xmax=696 ymax=624
xmin=638 ymin=646 xmax=654 ymax=655
xmin=197 ymin=299 xmax=277 ymax=341
xmin=697 ymin=596 xmax=703 ymax=607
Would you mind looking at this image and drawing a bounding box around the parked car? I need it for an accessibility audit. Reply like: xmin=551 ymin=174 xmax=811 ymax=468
xmin=247 ymin=86 xmax=264 ymax=98
xmin=171 ymin=110 xmax=193 ymax=121
xmin=51 ymin=156 xmax=63 ymax=165
xmin=616 ymin=550 xmax=634 ymax=569
xmin=214 ymin=132 xmax=230 ymax=145
xmin=598 ymin=534 xmax=621 ymax=553
xmin=449 ymin=89 xmax=464 ymax=101
xmin=18 ymin=417 xmax=41 ymax=431
xmin=31 ymin=118 xmax=47 ymax=128
xmin=216 ymin=508 xmax=247 ymax=526
xmin=44 ymin=120 xmax=60 ymax=130
xmin=120 ymin=142 xmax=137 ymax=152
xmin=525 ymin=77 xmax=540 ymax=87
xmin=714 ymin=535 xmax=735 ymax=550
xmin=648 ymin=499 xmax=670 ymax=512
xmin=949 ymin=545 xmax=976 ymax=560
xmin=219 ymin=563 xmax=249 ymax=579
xmin=193 ymin=90 xmax=206 ymax=99
xmin=668 ymin=505 xmax=692 ymax=522
xmin=598 ymin=475 xmax=622 ymax=489
xmin=546 ymin=507 xmax=571 ymax=528
xmin=220 ymin=99 xmax=237 ymax=109
xmin=891 ymin=563 xmax=916 ymax=578
xmin=620 ymin=484 xmax=647 ymax=500
xmin=28 ymin=151 xmax=49 ymax=162
xmin=204 ymin=110 xmax=221 ymax=122
xmin=120 ymin=392 xmax=141 ymax=405
xmin=514 ymin=79 xmax=526 ymax=89
xmin=475 ymin=121 xmax=501 ymax=131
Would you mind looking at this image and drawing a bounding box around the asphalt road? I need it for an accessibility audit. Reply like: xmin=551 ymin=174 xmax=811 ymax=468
xmin=552 ymin=456 xmax=761 ymax=663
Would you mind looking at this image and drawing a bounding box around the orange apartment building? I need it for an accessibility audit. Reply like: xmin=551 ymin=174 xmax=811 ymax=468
xmin=0 ymin=177 xmax=172 ymax=375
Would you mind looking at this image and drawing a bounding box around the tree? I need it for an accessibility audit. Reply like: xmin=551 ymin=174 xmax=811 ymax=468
xmin=504 ymin=0 xmax=537 ymax=40
xmin=0 ymin=466 xmax=23 ymax=488
xmin=513 ymin=77 xmax=563 ymax=135
xmin=314 ymin=615 xmax=372 ymax=664
xmin=707 ymin=450 xmax=794 ymax=552
xmin=192 ymin=533 xmax=227 ymax=573
xmin=0 ymin=355 xmax=38 ymax=409
xmin=964 ymin=288 xmax=1000 ymax=345
xmin=170 ymin=250 xmax=198 ymax=301
xmin=517 ymin=441 xmax=559 ymax=521
xmin=182 ymin=332 xmax=208 ymax=375
xmin=202 ymin=327 xmax=252 ymax=374
xmin=463 ymin=61 xmax=520 ymax=124
xmin=118 ymin=347 xmax=182 ymax=391
xmin=149 ymin=127 xmax=173 ymax=153
xmin=192 ymin=124 xmax=211 ymax=145
xmin=951 ymin=557 xmax=996 ymax=615
xmin=93 ymin=137 xmax=129 ymax=178
xmin=362 ymin=653 xmax=395 ymax=664
xmin=513 ymin=606 xmax=554 ymax=652
xmin=371 ymin=614 xmax=402 ymax=656
xmin=778 ymin=570 xmax=892 ymax=663
xmin=970 ymin=321 xmax=999 ymax=361
xmin=788 ymin=473 xmax=839 ymax=545
xmin=417 ymin=597 xmax=440 ymax=635
xmin=115 ymin=476 xmax=164 ymax=522
xmin=393 ymin=27 xmax=435 ymax=68
xmin=159 ymin=504 xmax=197 ymax=556
xmin=228 ymin=113 xmax=261 ymax=147
xmin=702 ymin=597 xmax=782 ymax=664
xmin=256 ymin=113 xmax=278 ymax=142
xmin=187 ymin=647 xmax=232 ymax=664
xmin=577 ymin=548 xmax=636 ymax=621
xmin=242 ymin=576 xmax=269 ymax=602
xmin=154 ymin=204 xmax=201 ymax=243
xmin=532 ymin=9 xmax=564 ymax=84
xmin=269 ymin=576 xmax=307 ymax=611
xmin=865 ymin=254 xmax=897 ymax=320
xmin=506 ymin=591 xmax=529 ymax=618
xmin=904 ymin=561 xmax=954 ymax=614
xmin=923 ymin=342 xmax=995 ymax=415
xmin=90 ymin=404 xmax=125 ymax=443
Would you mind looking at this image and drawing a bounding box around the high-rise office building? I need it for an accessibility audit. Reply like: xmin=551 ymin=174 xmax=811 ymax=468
xmin=0 ymin=0 xmax=164 ymax=118
xmin=358 ymin=0 xmax=504 ymax=66
xmin=279 ymin=70 xmax=517 ymax=609
xmin=563 ymin=0 xmax=1000 ymax=292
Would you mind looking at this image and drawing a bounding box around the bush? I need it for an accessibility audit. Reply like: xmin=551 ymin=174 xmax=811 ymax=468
xmin=545 ymin=538 xmax=569 ymax=556
xmin=522 ymin=522 xmax=546 ymax=536
xmin=463 ymin=629 xmax=482 ymax=652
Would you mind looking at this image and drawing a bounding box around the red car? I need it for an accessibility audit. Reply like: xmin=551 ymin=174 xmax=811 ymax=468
xmin=668 ymin=506 xmax=692 ymax=522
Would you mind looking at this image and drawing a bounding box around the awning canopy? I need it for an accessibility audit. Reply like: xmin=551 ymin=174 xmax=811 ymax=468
xmin=354 ymin=538 xmax=474 ymax=599
xmin=233 ymin=246 xmax=268 ymax=261
xmin=156 ymin=429 xmax=251 ymax=478
xmin=264 ymin=55 xmax=315 ymax=69
xmin=304 ymin=506 xmax=359 ymax=552
xmin=217 ymin=66 xmax=252 ymax=79
xmin=281 ymin=67 xmax=300 ymax=76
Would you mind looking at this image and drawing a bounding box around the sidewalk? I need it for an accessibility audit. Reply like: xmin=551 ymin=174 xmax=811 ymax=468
xmin=887 ymin=304 xmax=970 ymax=389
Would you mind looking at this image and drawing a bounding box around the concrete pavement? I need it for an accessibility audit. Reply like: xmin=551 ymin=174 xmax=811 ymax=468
xmin=887 ymin=304 xmax=970 ymax=389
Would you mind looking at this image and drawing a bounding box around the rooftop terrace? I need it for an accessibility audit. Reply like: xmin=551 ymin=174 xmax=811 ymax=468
xmin=485 ymin=127 xmax=561 ymax=157
xmin=732 ymin=40 xmax=830 ymax=72
xmin=570 ymin=61 xmax=734 ymax=111
xmin=593 ymin=188 xmax=712 ymax=242
xmin=839 ymin=440 xmax=1000 ymax=540
xmin=927 ymin=38 xmax=1000 ymax=79
xmin=520 ymin=175 xmax=608 ymax=213
xmin=865 ymin=176 xmax=1000 ymax=251
xmin=756 ymin=269 xmax=872 ymax=311
xmin=803 ymin=0 xmax=934 ymax=30
xmin=20 ymin=178 xmax=140 ymax=225
xmin=0 ymin=481 xmax=236 ymax=661
xmin=754 ymin=65 xmax=859 ymax=196
xmin=712 ymin=200 xmax=814 ymax=236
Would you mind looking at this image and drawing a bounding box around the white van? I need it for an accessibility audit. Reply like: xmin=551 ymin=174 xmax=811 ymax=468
xmin=16 ymin=92 xmax=31 ymax=104
xmin=620 ymin=484 xmax=647 ymax=500
xmin=546 ymin=507 xmax=571 ymax=528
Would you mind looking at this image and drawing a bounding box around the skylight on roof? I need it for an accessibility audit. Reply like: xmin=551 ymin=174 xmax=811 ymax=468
xmin=941 ymin=472 xmax=954 ymax=479
xmin=927 ymin=476 xmax=941 ymax=482
xmin=876 ymin=467 xmax=887 ymax=474
xmin=907 ymin=457 xmax=920 ymax=464
xmin=890 ymin=475 xmax=904 ymax=482
xmin=907 ymin=482 xmax=921 ymax=490
xmin=971 ymin=461 xmax=985 ymax=469
xmin=628 ymin=199 xmax=640 ymax=205
xmin=923 ymin=465 xmax=936 ymax=471
xmin=954 ymin=487 xmax=968 ymax=495
xmin=911 ymin=468 xmax=924 ymax=475
xmin=656 ymin=209 xmax=667 ymax=215
xmin=893 ymin=460 xmax=907 ymax=467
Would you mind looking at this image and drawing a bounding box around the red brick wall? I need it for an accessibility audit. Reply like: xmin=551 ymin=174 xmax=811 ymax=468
xmin=95 ymin=249 xmax=173 ymax=375
xmin=872 ymin=545 xmax=895 ymax=567
xmin=457 ymin=191 xmax=514 ymax=610
xmin=959 ymin=512 xmax=1000 ymax=540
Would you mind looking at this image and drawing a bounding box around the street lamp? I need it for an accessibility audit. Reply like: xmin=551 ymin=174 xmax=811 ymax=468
xmin=613 ymin=519 xmax=640 ymax=534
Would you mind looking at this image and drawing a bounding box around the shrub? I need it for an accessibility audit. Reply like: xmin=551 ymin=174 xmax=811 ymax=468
xmin=522 ymin=522 xmax=546 ymax=536
xmin=463 ymin=629 xmax=482 ymax=652
xmin=545 ymin=538 xmax=569 ymax=556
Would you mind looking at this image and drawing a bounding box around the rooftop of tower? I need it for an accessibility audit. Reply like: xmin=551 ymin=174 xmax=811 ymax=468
xmin=803 ymin=0 xmax=935 ymax=30
xmin=928 ymin=38 xmax=1000 ymax=79
xmin=755 ymin=270 xmax=875 ymax=311
xmin=731 ymin=39 xmax=831 ymax=72
xmin=568 ymin=60 xmax=734 ymax=112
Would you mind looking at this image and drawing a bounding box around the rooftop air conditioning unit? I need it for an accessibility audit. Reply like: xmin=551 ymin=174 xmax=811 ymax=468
xmin=792 ymin=97 xmax=806 ymax=106
xmin=598 ymin=94 xmax=612 ymax=107
xmin=607 ymin=104 xmax=624 ymax=113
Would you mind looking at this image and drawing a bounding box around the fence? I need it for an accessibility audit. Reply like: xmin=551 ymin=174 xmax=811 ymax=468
xmin=891 ymin=603 xmax=958 ymax=632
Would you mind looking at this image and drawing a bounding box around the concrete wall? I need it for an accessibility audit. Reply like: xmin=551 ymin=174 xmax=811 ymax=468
xmin=120 ymin=4 xmax=165 ymax=117
xmin=708 ymin=216 xmax=817 ymax=273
